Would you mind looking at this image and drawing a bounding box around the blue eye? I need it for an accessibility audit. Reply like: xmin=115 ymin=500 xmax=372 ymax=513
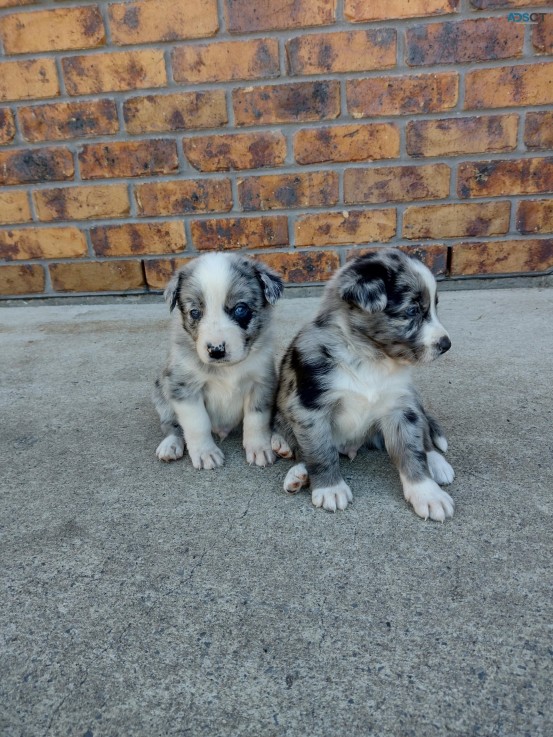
xmin=406 ymin=305 xmax=420 ymax=318
xmin=233 ymin=303 xmax=250 ymax=319
xmin=189 ymin=308 xmax=201 ymax=320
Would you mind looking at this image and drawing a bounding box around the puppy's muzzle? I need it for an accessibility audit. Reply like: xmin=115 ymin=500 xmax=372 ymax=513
xmin=436 ymin=335 xmax=451 ymax=355
xmin=207 ymin=342 xmax=226 ymax=360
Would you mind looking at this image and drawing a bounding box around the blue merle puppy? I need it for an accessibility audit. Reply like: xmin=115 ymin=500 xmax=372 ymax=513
xmin=274 ymin=249 xmax=455 ymax=520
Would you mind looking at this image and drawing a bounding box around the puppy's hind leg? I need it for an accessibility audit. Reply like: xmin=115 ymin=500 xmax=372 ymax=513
xmin=424 ymin=409 xmax=449 ymax=453
xmin=153 ymin=378 xmax=184 ymax=462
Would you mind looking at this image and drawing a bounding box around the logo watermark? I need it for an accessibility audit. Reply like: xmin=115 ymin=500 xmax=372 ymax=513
xmin=507 ymin=12 xmax=546 ymax=23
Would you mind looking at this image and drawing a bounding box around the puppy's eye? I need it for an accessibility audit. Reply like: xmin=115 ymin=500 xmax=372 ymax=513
xmin=405 ymin=305 xmax=420 ymax=318
xmin=189 ymin=308 xmax=201 ymax=320
xmin=233 ymin=303 xmax=250 ymax=319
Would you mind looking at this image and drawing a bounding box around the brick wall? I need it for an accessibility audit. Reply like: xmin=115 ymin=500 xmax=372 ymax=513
xmin=0 ymin=0 xmax=552 ymax=297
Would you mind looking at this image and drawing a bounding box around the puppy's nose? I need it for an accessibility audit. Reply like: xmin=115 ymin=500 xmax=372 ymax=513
xmin=207 ymin=342 xmax=226 ymax=359
xmin=437 ymin=335 xmax=451 ymax=354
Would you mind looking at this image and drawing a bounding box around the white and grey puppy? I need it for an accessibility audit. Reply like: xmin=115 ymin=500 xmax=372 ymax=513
xmin=275 ymin=249 xmax=455 ymax=521
xmin=153 ymin=252 xmax=287 ymax=470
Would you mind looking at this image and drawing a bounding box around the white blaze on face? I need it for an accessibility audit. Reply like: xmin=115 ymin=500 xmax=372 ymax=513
xmin=411 ymin=259 xmax=450 ymax=360
xmin=193 ymin=253 xmax=248 ymax=364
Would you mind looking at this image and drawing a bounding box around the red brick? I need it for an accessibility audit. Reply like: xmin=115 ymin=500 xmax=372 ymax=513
xmin=0 ymin=59 xmax=59 ymax=102
xmin=255 ymin=250 xmax=340 ymax=283
xmin=346 ymin=0 xmax=458 ymax=22
xmin=533 ymin=12 xmax=553 ymax=55
xmin=516 ymin=200 xmax=553 ymax=235
xmin=525 ymin=112 xmax=553 ymax=150
xmin=33 ymin=185 xmax=130 ymax=222
xmin=0 ymin=108 xmax=15 ymax=144
xmin=0 ymin=0 xmax=37 ymax=7
xmin=294 ymin=123 xmax=399 ymax=165
xmin=344 ymin=164 xmax=450 ymax=204
xmin=465 ymin=62 xmax=553 ymax=109
xmin=184 ymin=132 xmax=287 ymax=172
xmin=62 ymin=50 xmax=166 ymax=96
xmin=0 ymin=227 xmax=87 ymax=260
xmin=0 ymin=6 xmax=105 ymax=54
xmin=191 ymin=216 xmax=288 ymax=251
xmin=238 ymin=172 xmax=338 ymax=211
xmin=0 ymin=191 xmax=31 ymax=225
xmin=0 ymin=147 xmax=74 ymax=185
xmin=144 ymin=257 xmax=192 ymax=289
xmin=287 ymin=30 xmax=396 ymax=75
xmin=450 ymin=239 xmax=553 ymax=275
xmin=295 ymin=210 xmax=396 ymax=246
xmin=172 ymin=39 xmax=279 ymax=85
xmin=234 ymin=81 xmax=340 ymax=126
xmin=458 ymin=157 xmax=553 ymax=198
xmin=403 ymin=201 xmax=510 ymax=239
xmin=406 ymin=115 xmax=518 ymax=157
xmin=225 ymin=0 xmax=336 ymax=33
xmin=406 ymin=18 xmax=523 ymax=66
xmin=0 ymin=264 xmax=45 ymax=296
xmin=346 ymin=244 xmax=448 ymax=276
xmin=123 ymin=91 xmax=227 ymax=135
xmin=91 ymin=222 xmax=186 ymax=257
xmin=18 ymin=100 xmax=118 ymax=142
xmin=79 ymin=140 xmax=178 ymax=180
xmin=49 ymin=261 xmax=146 ymax=292
xmin=135 ymin=179 xmax=232 ymax=216
xmin=109 ymin=0 xmax=218 ymax=44
xmin=347 ymin=73 xmax=458 ymax=117
xmin=471 ymin=1 xmax=550 ymax=8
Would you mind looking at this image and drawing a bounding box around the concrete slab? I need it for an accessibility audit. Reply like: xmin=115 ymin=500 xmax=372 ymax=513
xmin=1 ymin=288 xmax=552 ymax=737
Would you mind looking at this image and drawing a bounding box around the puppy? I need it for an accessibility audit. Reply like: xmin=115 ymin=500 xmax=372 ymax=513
xmin=153 ymin=252 xmax=288 ymax=470
xmin=274 ymin=249 xmax=455 ymax=521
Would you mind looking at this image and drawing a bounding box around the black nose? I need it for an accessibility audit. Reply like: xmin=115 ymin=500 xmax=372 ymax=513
xmin=437 ymin=336 xmax=451 ymax=354
xmin=207 ymin=342 xmax=226 ymax=359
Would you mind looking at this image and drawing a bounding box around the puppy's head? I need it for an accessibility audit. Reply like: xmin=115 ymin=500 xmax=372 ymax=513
xmin=164 ymin=253 xmax=283 ymax=365
xmin=335 ymin=249 xmax=451 ymax=364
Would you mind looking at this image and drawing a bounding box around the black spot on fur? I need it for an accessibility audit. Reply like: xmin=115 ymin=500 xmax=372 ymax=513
xmin=404 ymin=409 xmax=419 ymax=425
xmin=290 ymin=347 xmax=331 ymax=410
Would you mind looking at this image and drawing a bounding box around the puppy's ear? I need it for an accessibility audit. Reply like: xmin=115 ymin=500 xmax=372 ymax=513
xmin=163 ymin=271 xmax=182 ymax=313
xmin=254 ymin=262 xmax=284 ymax=305
xmin=339 ymin=262 xmax=388 ymax=313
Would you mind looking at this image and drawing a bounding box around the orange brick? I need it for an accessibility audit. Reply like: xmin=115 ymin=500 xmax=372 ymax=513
xmin=33 ymin=184 xmax=130 ymax=222
xmin=225 ymin=0 xmax=336 ymax=33
xmin=295 ymin=209 xmax=396 ymax=246
xmin=465 ymin=62 xmax=553 ymax=109
xmin=346 ymin=0 xmax=458 ymax=22
xmin=347 ymin=73 xmax=458 ymax=117
xmin=184 ymin=132 xmax=287 ymax=172
xmin=79 ymin=140 xmax=178 ymax=180
xmin=0 ymin=6 xmax=104 ymax=54
xmin=450 ymin=239 xmax=553 ymax=276
xmin=344 ymin=164 xmax=450 ymax=204
xmin=517 ymin=200 xmax=553 ymax=235
xmin=50 ymin=260 xmax=145 ymax=292
xmin=109 ymin=0 xmax=218 ymax=44
xmin=0 ymin=147 xmax=74 ymax=185
xmin=346 ymin=244 xmax=448 ymax=276
xmin=238 ymin=172 xmax=338 ymax=211
xmin=525 ymin=112 xmax=553 ymax=150
xmin=172 ymin=39 xmax=279 ymax=84
xmin=287 ymin=30 xmax=396 ymax=75
xmin=458 ymin=157 xmax=553 ymax=198
xmin=19 ymin=100 xmax=118 ymax=142
xmin=406 ymin=18 xmax=523 ymax=66
xmin=407 ymin=115 xmax=518 ymax=157
xmin=533 ymin=13 xmax=553 ymax=55
xmin=135 ymin=179 xmax=232 ymax=216
xmin=91 ymin=221 xmax=186 ymax=257
xmin=123 ymin=91 xmax=227 ymax=135
xmin=191 ymin=216 xmax=288 ymax=251
xmin=471 ymin=1 xmax=551 ymax=8
xmin=0 ymin=264 xmax=45 ymax=296
xmin=403 ymin=201 xmax=510 ymax=239
xmin=0 ymin=59 xmax=59 ymax=102
xmin=0 ymin=191 xmax=31 ymax=225
xmin=0 ymin=227 xmax=87 ymax=260
xmin=294 ymin=123 xmax=399 ymax=165
xmin=0 ymin=0 xmax=36 ymax=7
xmin=255 ymin=250 xmax=339 ymax=283
xmin=62 ymin=50 xmax=166 ymax=96
xmin=144 ymin=257 xmax=192 ymax=289
xmin=0 ymin=108 xmax=15 ymax=144
xmin=234 ymin=81 xmax=340 ymax=126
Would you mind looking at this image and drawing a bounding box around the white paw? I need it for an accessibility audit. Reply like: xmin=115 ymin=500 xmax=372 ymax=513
xmin=434 ymin=435 xmax=448 ymax=453
xmin=427 ymin=450 xmax=455 ymax=485
xmin=312 ymin=480 xmax=353 ymax=512
xmin=244 ymin=437 xmax=275 ymax=467
xmin=271 ymin=433 xmax=294 ymax=459
xmin=188 ymin=442 xmax=225 ymax=470
xmin=156 ymin=434 xmax=185 ymax=462
xmin=283 ymin=463 xmax=309 ymax=494
xmin=402 ymin=476 xmax=454 ymax=522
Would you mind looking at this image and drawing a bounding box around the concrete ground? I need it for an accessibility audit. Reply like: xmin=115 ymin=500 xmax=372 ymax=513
xmin=1 ymin=287 xmax=552 ymax=737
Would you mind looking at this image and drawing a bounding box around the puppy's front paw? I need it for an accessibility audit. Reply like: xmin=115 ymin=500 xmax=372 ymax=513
xmin=244 ymin=437 xmax=275 ymax=467
xmin=427 ymin=450 xmax=455 ymax=485
xmin=156 ymin=434 xmax=185 ymax=462
xmin=402 ymin=477 xmax=454 ymax=522
xmin=312 ymin=480 xmax=352 ymax=512
xmin=188 ymin=443 xmax=225 ymax=470
xmin=283 ymin=463 xmax=309 ymax=494
xmin=271 ymin=433 xmax=294 ymax=459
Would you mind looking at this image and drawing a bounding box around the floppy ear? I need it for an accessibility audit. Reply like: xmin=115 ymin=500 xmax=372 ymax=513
xmin=338 ymin=264 xmax=388 ymax=313
xmin=254 ymin=262 xmax=284 ymax=305
xmin=163 ymin=271 xmax=182 ymax=313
